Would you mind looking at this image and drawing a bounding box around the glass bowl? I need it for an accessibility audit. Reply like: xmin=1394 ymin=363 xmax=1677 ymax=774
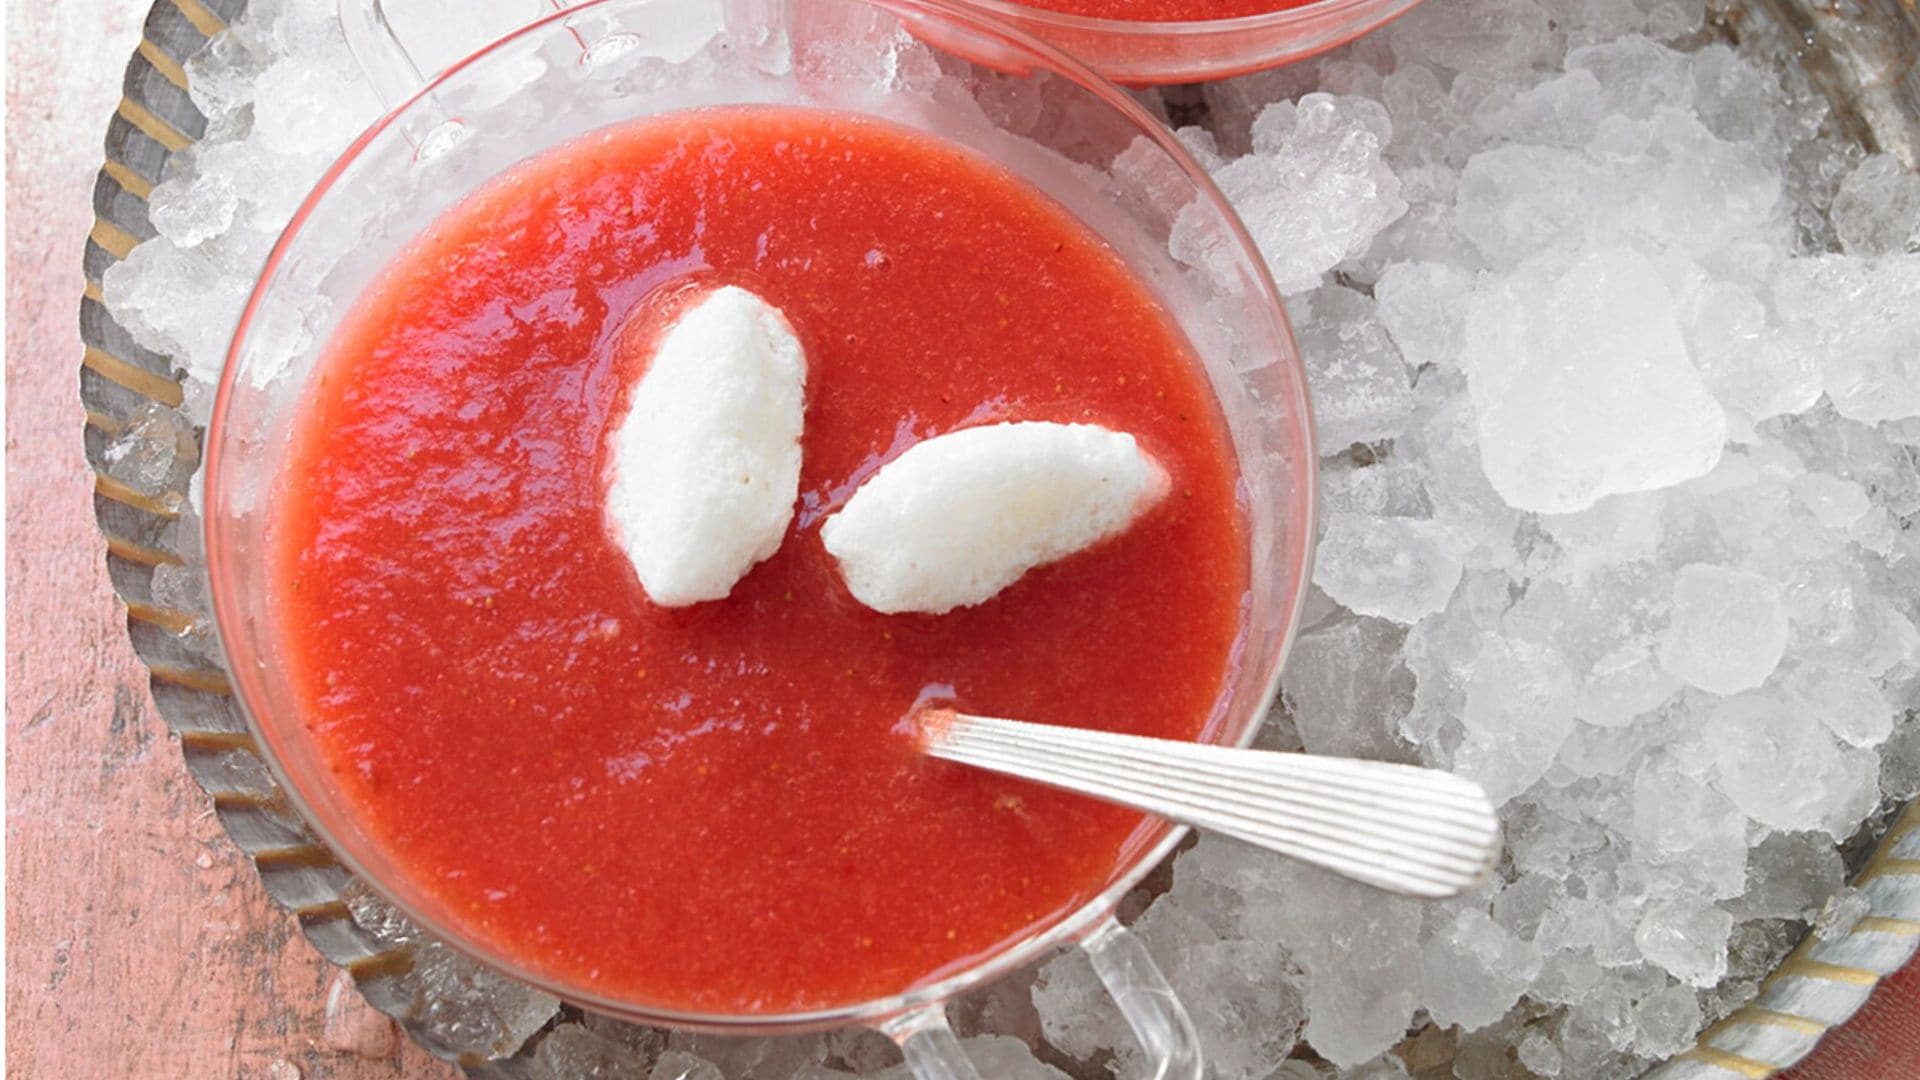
xmin=204 ymin=0 xmax=1319 ymax=1074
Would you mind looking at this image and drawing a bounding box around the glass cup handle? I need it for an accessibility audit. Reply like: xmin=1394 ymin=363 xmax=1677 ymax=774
xmin=1082 ymin=917 xmax=1205 ymax=1080
xmin=879 ymin=1004 xmax=984 ymax=1080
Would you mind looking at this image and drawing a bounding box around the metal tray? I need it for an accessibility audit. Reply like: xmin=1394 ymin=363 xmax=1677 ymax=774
xmin=77 ymin=0 xmax=1920 ymax=1075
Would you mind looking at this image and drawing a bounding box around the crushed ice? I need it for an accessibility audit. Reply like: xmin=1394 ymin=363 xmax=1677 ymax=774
xmin=104 ymin=0 xmax=1919 ymax=1075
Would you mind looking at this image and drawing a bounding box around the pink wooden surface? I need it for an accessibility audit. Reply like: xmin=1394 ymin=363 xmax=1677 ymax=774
xmin=4 ymin=3 xmax=1917 ymax=1078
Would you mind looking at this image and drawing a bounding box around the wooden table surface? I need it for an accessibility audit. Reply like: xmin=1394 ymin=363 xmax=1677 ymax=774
xmin=4 ymin=3 xmax=1915 ymax=1078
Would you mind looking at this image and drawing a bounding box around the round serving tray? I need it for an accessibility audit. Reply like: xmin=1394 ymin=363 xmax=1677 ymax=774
xmin=79 ymin=0 xmax=1920 ymax=1075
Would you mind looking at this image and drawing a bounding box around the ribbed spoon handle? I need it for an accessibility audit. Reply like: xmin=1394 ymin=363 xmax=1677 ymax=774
xmin=919 ymin=710 xmax=1500 ymax=899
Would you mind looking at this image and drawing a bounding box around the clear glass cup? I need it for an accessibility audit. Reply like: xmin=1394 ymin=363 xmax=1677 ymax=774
xmin=204 ymin=0 xmax=1319 ymax=1075
xmin=941 ymin=0 xmax=1427 ymax=85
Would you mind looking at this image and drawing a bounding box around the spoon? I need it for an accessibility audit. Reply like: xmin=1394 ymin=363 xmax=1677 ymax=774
xmin=915 ymin=708 xmax=1501 ymax=899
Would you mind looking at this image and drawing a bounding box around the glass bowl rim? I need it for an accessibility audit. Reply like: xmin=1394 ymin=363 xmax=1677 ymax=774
xmin=949 ymin=0 xmax=1413 ymax=41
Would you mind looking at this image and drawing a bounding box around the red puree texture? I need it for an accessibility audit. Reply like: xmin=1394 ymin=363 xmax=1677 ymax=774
xmin=272 ymin=107 xmax=1246 ymax=1014
xmin=1013 ymin=0 xmax=1316 ymax=23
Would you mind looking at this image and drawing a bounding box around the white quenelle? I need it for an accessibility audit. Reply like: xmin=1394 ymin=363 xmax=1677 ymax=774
xmin=821 ymin=421 xmax=1168 ymax=615
xmin=604 ymin=286 xmax=806 ymax=606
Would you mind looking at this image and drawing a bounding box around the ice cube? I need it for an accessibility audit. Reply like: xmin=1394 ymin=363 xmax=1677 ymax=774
xmin=1455 ymin=109 xmax=1782 ymax=268
xmin=1565 ymin=37 xmax=1696 ymax=120
xmin=100 ymin=236 xmax=246 ymax=371
xmin=1647 ymin=0 xmax=1707 ymax=42
xmin=850 ymin=1036 xmax=1066 ymax=1080
xmin=1789 ymin=472 xmax=1872 ymax=529
xmin=1727 ymin=920 xmax=1805 ymax=984
xmin=822 ymin=1028 xmax=899 ymax=1074
xmin=149 ymin=169 xmax=239 ymax=248
xmin=1491 ymin=875 xmax=1559 ymax=941
xmin=1881 ymin=721 xmax=1920 ymax=801
xmin=1657 ymin=563 xmax=1789 ymax=694
xmin=1474 ymin=70 xmax=1606 ymax=148
xmin=1706 ymin=694 xmax=1882 ymax=836
xmin=1278 ymin=614 xmax=1417 ymax=762
xmin=1783 ymin=663 xmax=1895 ymax=748
xmin=1774 ymin=255 xmax=1920 ymax=423
xmin=532 ymin=1023 xmax=647 ymax=1079
xmin=664 ymin=1033 xmax=831 ymax=1078
xmin=1233 ymin=856 xmax=1423 ymax=1067
xmin=1032 ymin=948 xmax=1130 ymax=1069
xmin=1311 ymin=514 xmax=1464 ymax=625
xmin=150 ymin=563 xmax=213 ymax=627
xmin=184 ymin=27 xmax=270 ymax=121
xmin=1184 ymin=95 xmax=1405 ymax=295
xmin=1628 ymin=759 xmax=1748 ymax=899
xmin=1132 ymin=898 xmax=1306 ymax=1079
xmin=1343 ymin=1054 xmax=1415 ymax=1079
xmin=1682 ymin=278 xmax=1820 ymax=426
xmin=1373 ymin=261 xmax=1473 ymax=372
xmin=1630 ymin=979 xmax=1704 ymax=1058
xmin=341 ymin=886 xmax=559 ymax=1060
xmin=1831 ymin=154 xmax=1920 ymax=256
xmin=1724 ymin=831 xmax=1846 ymax=920
xmin=649 ymin=1052 xmax=724 ymax=1080
xmin=1811 ymin=886 xmax=1872 ymax=940
xmin=1200 ymin=67 xmax=1322 ymax=155
xmin=1295 ymin=285 xmax=1415 ymax=454
xmin=1783 ymin=563 xmax=1920 ymax=677
xmin=1687 ymin=44 xmax=1779 ymax=144
xmin=580 ymin=1014 xmax=667 ymax=1058
xmin=1456 ymin=636 xmax=1577 ymax=805
xmin=1635 ymin=902 xmax=1731 ymax=985
xmin=944 ymin=1036 xmax=1070 ymax=1079
xmin=1396 ymin=379 xmax=1526 ymax=558
xmin=1419 ymin=905 xmax=1540 ymax=1031
xmin=1319 ymin=457 xmax=1432 ymax=519
xmin=198 ymin=135 xmax=330 ymax=235
xmin=101 ymin=401 xmax=197 ymax=498
xmin=250 ymin=56 xmax=382 ymax=158
xmin=1378 ymin=63 xmax=1459 ymax=167
xmin=1461 ymin=247 xmax=1727 ymax=514
xmin=1574 ymin=653 xmax=1681 ymax=729
xmin=1450 ymin=145 xmax=1607 ymax=268
xmin=1518 ymin=1031 xmax=1564 ymax=1076
xmin=1386 ymin=0 xmax=1555 ymax=76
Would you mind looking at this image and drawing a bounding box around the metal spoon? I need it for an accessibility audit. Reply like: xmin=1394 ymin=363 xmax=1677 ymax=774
xmin=915 ymin=708 xmax=1501 ymax=899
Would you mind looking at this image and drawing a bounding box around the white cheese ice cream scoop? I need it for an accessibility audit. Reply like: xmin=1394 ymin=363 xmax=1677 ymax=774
xmin=821 ymin=420 xmax=1168 ymax=614
xmin=605 ymin=285 xmax=806 ymax=607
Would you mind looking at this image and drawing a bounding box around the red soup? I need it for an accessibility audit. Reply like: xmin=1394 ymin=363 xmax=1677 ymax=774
xmin=271 ymin=106 xmax=1246 ymax=1014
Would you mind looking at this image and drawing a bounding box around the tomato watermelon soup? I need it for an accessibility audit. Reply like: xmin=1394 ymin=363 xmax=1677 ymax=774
xmin=269 ymin=106 xmax=1247 ymax=1014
